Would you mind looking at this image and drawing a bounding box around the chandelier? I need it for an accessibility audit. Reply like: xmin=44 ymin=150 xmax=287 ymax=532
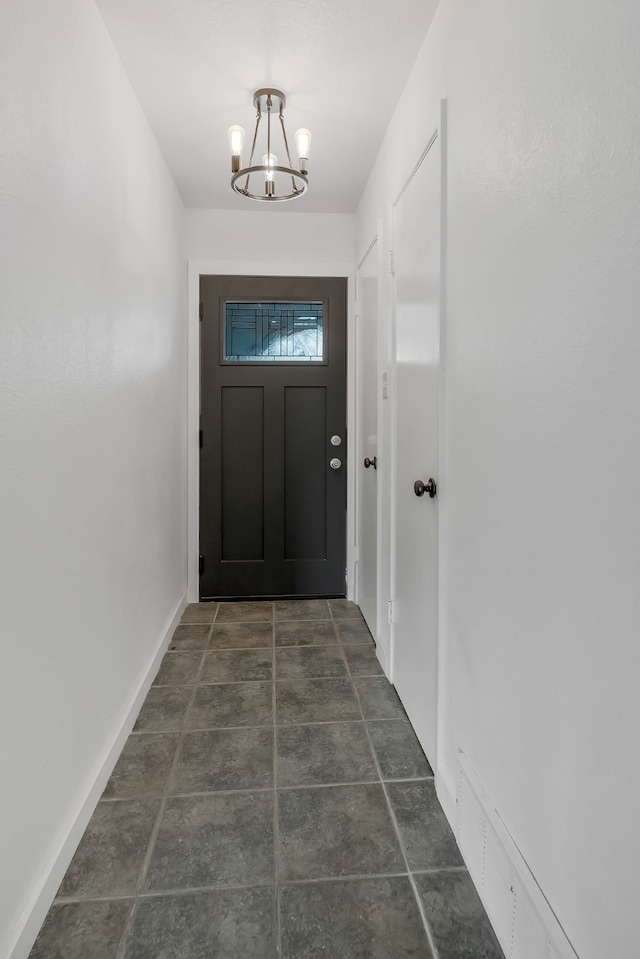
xmin=228 ymin=88 xmax=311 ymax=202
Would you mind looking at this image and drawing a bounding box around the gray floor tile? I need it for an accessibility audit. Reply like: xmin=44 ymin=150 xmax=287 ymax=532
xmin=153 ymin=650 xmax=202 ymax=686
xmin=200 ymin=648 xmax=273 ymax=684
xmin=210 ymin=622 xmax=274 ymax=649
xmin=103 ymin=733 xmax=179 ymax=799
xmin=276 ymin=678 xmax=360 ymax=725
xmin=275 ymin=620 xmax=338 ymax=647
xmin=275 ymin=646 xmax=346 ymax=680
xmin=277 ymin=783 xmax=405 ymax=881
xmin=58 ymin=800 xmax=159 ymax=899
xmin=187 ymin=682 xmax=273 ymax=729
xmin=343 ymin=645 xmax=383 ymax=676
xmin=217 ymin=602 xmax=273 ymax=623
xmin=171 ymin=727 xmax=274 ymax=793
xmin=386 ymin=780 xmax=463 ymax=870
xmin=277 ymin=722 xmax=377 ymax=787
xmin=170 ymin=624 xmax=211 ymax=650
xmin=353 ymin=677 xmax=407 ymax=719
xmin=133 ymin=686 xmax=193 ymax=733
xmin=274 ymin=599 xmax=331 ymax=621
xmin=336 ymin=619 xmax=374 ymax=645
xmin=144 ymin=792 xmax=274 ymax=891
xmin=29 ymin=899 xmax=131 ymax=959
xmin=367 ymin=720 xmax=433 ymax=780
xmin=280 ymin=877 xmax=433 ymax=959
xmin=328 ymin=599 xmax=363 ymax=619
xmin=124 ymin=888 xmax=276 ymax=959
xmin=180 ymin=603 xmax=217 ymax=625
xmin=415 ymin=871 xmax=505 ymax=959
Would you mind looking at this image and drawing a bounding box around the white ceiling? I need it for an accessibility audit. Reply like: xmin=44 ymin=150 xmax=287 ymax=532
xmin=95 ymin=0 xmax=440 ymax=213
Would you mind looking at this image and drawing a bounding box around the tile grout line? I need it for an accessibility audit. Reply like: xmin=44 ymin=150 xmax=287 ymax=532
xmin=113 ymin=602 xmax=220 ymax=959
xmin=157 ymin=642 xmax=374 ymax=658
xmin=271 ymin=603 xmax=283 ymax=959
xmin=131 ymin=713 xmax=413 ymax=736
xmin=345 ymin=650 xmax=442 ymax=959
xmin=276 ymin=598 xmax=332 ymax=959
xmin=98 ymin=773 xmax=434 ymax=803
xmin=55 ymin=872 xmax=468 ymax=906
xmin=53 ymin=866 xmax=469 ymax=906
xmin=329 ymin=605 xmax=341 ymax=646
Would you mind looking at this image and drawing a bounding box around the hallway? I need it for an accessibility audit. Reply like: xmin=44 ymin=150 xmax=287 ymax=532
xmin=30 ymin=601 xmax=503 ymax=958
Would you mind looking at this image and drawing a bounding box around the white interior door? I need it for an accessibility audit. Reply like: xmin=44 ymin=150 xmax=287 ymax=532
xmin=356 ymin=240 xmax=379 ymax=636
xmin=392 ymin=131 xmax=441 ymax=765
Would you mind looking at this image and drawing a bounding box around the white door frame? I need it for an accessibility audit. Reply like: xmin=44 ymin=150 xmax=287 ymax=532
xmin=388 ymin=99 xmax=448 ymax=771
xmin=186 ymin=258 xmax=356 ymax=603
xmin=354 ymin=234 xmax=378 ymax=629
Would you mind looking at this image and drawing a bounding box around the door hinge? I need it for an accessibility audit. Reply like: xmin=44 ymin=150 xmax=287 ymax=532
xmin=388 ymin=599 xmax=395 ymax=624
xmin=199 ymin=302 xmax=203 ymax=321
xmin=199 ymin=555 xmax=204 ymax=575
xmin=389 ymin=249 xmax=395 ymax=275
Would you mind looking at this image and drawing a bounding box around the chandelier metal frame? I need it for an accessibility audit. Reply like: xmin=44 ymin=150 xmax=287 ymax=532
xmin=230 ymin=88 xmax=309 ymax=202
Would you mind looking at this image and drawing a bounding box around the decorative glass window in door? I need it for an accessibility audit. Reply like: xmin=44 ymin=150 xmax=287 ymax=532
xmin=224 ymin=301 xmax=324 ymax=362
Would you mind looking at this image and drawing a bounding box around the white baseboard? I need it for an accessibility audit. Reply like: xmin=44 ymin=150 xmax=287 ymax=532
xmin=7 ymin=592 xmax=187 ymax=959
xmin=454 ymin=752 xmax=579 ymax=959
xmin=435 ymin=764 xmax=457 ymax=828
xmin=375 ymin=630 xmax=390 ymax=676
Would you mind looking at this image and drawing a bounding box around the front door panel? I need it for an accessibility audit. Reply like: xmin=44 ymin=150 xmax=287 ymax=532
xmin=200 ymin=275 xmax=347 ymax=600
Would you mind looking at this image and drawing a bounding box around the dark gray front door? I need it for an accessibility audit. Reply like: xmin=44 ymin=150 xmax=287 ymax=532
xmin=199 ymin=275 xmax=347 ymax=600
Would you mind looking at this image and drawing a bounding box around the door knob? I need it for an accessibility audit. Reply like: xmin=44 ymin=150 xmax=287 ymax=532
xmin=414 ymin=478 xmax=437 ymax=498
xmin=330 ymin=458 xmax=342 ymax=470
xmin=364 ymin=457 xmax=377 ymax=470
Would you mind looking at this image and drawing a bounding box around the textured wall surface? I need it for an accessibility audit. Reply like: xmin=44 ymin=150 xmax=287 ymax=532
xmin=356 ymin=1 xmax=640 ymax=956
xmin=0 ymin=1 xmax=186 ymax=953
xmin=186 ymin=209 xmax=355 ymax=264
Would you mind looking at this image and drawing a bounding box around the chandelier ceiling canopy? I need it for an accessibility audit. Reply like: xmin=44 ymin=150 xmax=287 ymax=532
xmin=228 ymin=88 xmax=311 ymax=202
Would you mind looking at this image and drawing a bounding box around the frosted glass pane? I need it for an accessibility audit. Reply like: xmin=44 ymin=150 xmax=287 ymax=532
xmin=225 ymin=301 xmax=324 ymax=362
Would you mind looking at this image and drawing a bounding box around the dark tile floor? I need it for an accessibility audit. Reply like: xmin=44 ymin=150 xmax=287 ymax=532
xmin=30 ymin=600 xmax=505 ymax=959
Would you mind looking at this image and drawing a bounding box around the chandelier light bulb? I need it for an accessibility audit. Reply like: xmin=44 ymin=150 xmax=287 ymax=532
xmin=295 ymin=128 xmax=312 ymax=175
xmin=228 ymin=125 xmax=245 ymax=172
xmin=228 ymin=125 xmax=245 ymax=155
xmin=294 ymin=128 xmax=312 ymax=161
xmin=262 ymin=153 xmax=278 ymax=182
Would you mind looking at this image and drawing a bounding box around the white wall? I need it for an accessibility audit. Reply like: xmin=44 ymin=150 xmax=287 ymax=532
xmin=185 ymin=208 xmax=356 ymax=603
xmin=186 ymin=208 xmax=355 ymax=264
xmin=0 ymin=1 xmax=186 ymax=954
xmin=356 ymin=1 xmax=640 ymax=957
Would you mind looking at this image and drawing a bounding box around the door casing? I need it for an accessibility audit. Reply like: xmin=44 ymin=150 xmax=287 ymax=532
xmin=355 ymin=237 xmax=380 ymax=637
xmin=187 ymin=258 xmax=356 ymax=604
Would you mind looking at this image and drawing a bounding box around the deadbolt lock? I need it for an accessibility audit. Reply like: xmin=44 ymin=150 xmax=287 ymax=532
xmin=330 ymin=435 xmax=342 ymax=447
xmin=330 ymin=458 xmax=342 ymax=470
